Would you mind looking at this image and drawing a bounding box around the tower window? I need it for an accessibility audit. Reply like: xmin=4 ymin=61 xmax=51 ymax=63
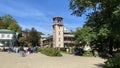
xmin=59 ymin=44 xmax=61 ymax=46
xmin=58 ymin=38 xmax=61 ymax=42
xmin=59 ymin=26 xmax=60 ymax=29
xmin=58 ymin=31 xmax=60 ymax=35
xmin=58 ymin=20 xmax=61 ymax=23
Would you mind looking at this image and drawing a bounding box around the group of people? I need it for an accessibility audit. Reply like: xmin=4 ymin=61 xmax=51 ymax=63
xmin=2 ymin=46 xmax=38 ymax=54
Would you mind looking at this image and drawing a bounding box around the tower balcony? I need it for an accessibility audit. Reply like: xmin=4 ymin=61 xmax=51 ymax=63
xmin=53 ymin=22 xmax=63 ymax=26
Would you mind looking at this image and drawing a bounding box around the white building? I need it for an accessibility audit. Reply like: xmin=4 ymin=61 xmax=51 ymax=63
xmin=0 ymin=29 xmax=18 ymax=47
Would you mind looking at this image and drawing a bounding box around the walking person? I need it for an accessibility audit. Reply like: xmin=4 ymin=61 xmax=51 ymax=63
xmin=19 ymin=46 xmax=26 ymax=57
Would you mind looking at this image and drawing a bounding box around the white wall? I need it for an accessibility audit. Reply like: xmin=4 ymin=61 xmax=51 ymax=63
xmin=53 ymin=25 xmax=64 ymax=48
xmin=0 ymin=33 xmax=13 ymax=40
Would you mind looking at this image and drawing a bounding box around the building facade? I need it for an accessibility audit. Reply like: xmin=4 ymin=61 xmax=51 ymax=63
xmin=0 ymin=29 xmax=18 ymax=47
xmin=41 ymin=35 xmax=53 ymax=47
xmin=53 ymin=17 xmax=64 ymax=48
xmin=40 ymin=17 xmax=74 ymax=48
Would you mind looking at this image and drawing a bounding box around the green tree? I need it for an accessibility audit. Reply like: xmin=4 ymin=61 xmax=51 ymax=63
xmin=0 ymin=18 xmax=6 ymax=29
xmin=69 ymin=0 xmax=120 ymax=55
xmin=7 ymin=22 xmax=21 ymax=33
xmin=74 ymin=26 xmax=96 ymax=46
xmin=1 ymin=14 xmax=14 ymax=29
xmin=29 ymin=28 xmax=41 ymax=46
xmin=18 ymin=37 xmax=27 ymax=46
xmin=1 ymin=14 xmax=21 ymax=33
xmin=19 ymin=29 xmax=30 ymax=46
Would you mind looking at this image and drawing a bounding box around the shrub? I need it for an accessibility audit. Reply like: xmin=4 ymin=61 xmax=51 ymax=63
xmin=104 ymin=54 xmax=120 ymax=68
xmin=83 ymin=51 xmax=93 ymax=57
xmin=60 ymin=48 xmax=66 ymax=51
xmin=37 ymin=47 xmax=43 ymax=52
xmin=41 ymin=48 xmax=62 ymax=57
xmin=19 ymin=46 xmax=24 ymax=51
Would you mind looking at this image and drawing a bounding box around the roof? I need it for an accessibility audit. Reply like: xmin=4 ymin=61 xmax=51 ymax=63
xmin=0 ymin=29 xmax=15 ymax=34
xmin=41 ymin=34 xmax=51 ymax=38
xmin=53 ymin=17 xmax=63 ymax=21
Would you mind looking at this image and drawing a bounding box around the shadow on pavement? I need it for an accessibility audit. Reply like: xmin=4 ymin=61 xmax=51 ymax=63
xmin=94 ymin=63 xmax=105 ymax=68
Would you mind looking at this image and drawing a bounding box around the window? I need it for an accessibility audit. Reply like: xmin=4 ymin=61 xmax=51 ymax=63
xmin=58 ymin=31 xmax=60 ymax=35
xmin=7 ymin=34 xmax=10 ymax=38
xmin=59 ymin=44 xmax=61 ymax=46
xmin=59 ymin=26 xmax=60 ymax=29
xmin=58 ymin=38 xmax=61 ymax=42
xmin=1 ymin=34 xmax=4 ymax=38
xmin=58 ymin=20 xmax=61 ymax=23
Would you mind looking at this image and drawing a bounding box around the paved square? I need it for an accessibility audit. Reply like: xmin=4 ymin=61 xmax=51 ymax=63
xmin=0 ymin=52 xmax=106 ymax=68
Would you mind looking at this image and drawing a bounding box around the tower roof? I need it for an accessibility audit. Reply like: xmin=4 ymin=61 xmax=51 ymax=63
xmin=0 ymin=29 xmax=15 ymax=33
xmin=53 ymin=17 xmax=63 ymax=21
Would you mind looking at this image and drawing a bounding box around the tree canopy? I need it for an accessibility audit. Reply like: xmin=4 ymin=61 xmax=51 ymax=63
xmin=19 ymin=28 xmax=41 ymax=47
xmin=74 ymin=26 xmax=96 ymax=45
xmin=70 ymin=0 xmax=120 ymax=55
xmin=0 ymin=14 xmax=22 ymax=33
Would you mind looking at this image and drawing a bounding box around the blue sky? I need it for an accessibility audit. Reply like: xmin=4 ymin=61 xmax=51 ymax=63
xmin=0 ymin=0 xmax=86 ymax=34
